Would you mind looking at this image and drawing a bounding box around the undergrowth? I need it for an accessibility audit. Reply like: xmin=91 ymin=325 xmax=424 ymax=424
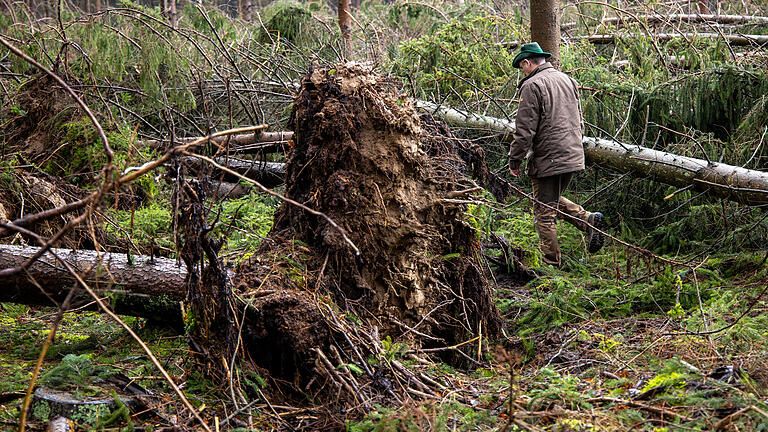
xmin=1 ymin=0 xmax=767 ymax=430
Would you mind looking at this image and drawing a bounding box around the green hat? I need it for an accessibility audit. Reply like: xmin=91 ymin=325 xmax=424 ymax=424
xmin=512 ymin=42 xmax=552 ymax=68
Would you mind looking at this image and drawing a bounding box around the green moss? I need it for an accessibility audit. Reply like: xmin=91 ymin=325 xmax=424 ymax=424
xmin=70 ymin=403 xmax=113 ymax=426
xmin=347 ymin=401 xmax=496 ymax=432
xmin=32 ymin=400 xmax=51 ymax=422
xmin=107 ymin=201 xmax=174 ymax=251
xmin=215 ymin=192 xmax=278 ymax=259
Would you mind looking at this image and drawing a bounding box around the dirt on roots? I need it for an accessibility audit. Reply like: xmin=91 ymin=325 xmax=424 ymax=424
xmin=232 ymin=63 xmax=502 ymax=402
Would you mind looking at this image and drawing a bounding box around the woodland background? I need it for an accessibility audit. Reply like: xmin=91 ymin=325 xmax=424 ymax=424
xmin=0 ymin=0 xmax=768 ymax=430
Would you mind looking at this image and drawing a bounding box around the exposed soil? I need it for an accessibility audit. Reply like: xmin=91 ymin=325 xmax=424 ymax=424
xmin=231 ymin=63 xmax=502 ymax=402
xmin=3 ymin=74 xmax=81 ymax=162
xmin=0 ymin=170 xmax=102 ymax=249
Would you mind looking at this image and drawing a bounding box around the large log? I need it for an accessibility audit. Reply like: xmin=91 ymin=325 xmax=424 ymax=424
xmin=0 ymin=244 xmax=186 ymax=325
xmin=573 ymin=33 xmax=768 ymax=46
xmin=174 ymin=156 xmax=286 ymax=187
xmin=143 ymin=131 xmax=294 ymax=154
xmin=415 ymin=101 xmax=768 ymax=206
xmin=563 ymin=14 xmax=768 ymax=30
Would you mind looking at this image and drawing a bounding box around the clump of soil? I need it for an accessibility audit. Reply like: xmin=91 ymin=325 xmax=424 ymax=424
xmin=3 ymin=74 xmax=81 ymax=161
xmin=233 ymin=64 xmax=502 ymax=396
xmin=0 ymin=170 xmax=102 ymax=249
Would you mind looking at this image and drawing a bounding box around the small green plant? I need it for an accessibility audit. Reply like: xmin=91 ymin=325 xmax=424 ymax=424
xmin=380 ymin=336 xmax=407 ymax=362
xmin=108 ymin=201 xmax=174 ymax=252
xmin=9 ymin=105 xmax=27 ymax=116
xmin=528 ymin=367 xmax=593 ymax=411
xmin=214 ymin=192 xmax=277 ymax=257
xmin=347 ymin=401 xmax=495 ymax=431
xmin=40 ymin=354 xmax=115 ymax=394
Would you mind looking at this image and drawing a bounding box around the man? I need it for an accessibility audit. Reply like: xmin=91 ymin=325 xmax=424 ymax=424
xmin=508 ymin=42 xmax=606 ymax=267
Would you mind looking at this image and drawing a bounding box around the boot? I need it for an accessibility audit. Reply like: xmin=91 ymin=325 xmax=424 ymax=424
xmin=586 ymin=212 xmax=606 ymax=253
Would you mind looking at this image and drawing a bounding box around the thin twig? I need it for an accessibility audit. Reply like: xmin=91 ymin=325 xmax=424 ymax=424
xmin=186 ymin=152 xmax=361 ymax=256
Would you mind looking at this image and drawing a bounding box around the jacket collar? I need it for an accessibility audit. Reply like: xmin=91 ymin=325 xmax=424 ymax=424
xmin=517 ymin=62 xmax=554 ymax=88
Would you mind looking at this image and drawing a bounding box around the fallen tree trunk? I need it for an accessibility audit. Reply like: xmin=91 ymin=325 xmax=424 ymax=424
xmin=201 ymin=178 xmax=252 ymax=200
xmin=574 ymin=33 xmax=768 ymax=45
xmin=0 ymin=244 xmax=186 ymax=325
xmin=563 ymin=13 xmax=768 ymax=30
xmin=143 ymin=131 xmax=293 ymax=154
xmin=416 ymin=101 xmax=768 ymax=206
xmin=174 ymin=156 xmax=286 ymax=187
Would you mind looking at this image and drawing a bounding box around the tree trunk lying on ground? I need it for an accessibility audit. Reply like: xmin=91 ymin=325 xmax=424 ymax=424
xmin=173 ymin=156 xmax=286 ymax=187
xmin=562 ymin=14 xmax=768 ymax=30
xmin=200 ymin=178 xmax=253 ymax=199
xmin=143 ymin=131 xmax=293 ymax=154
xmin=0 ymin=244 xmax=186 ymax=326
xmin=184 ymin=123 xmax=768 ymax=206
xmin=573 ymin=33 xmax=768 ymax=45
xmin=415 ymin=101 xmax=768 ymax=206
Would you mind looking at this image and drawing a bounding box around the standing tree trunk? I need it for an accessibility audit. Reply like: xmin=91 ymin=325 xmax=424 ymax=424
xmin=168 ymin=0 xmax=177 ymax=27
xmin=238 ymin=0 xmax=251 ymax=22
xmin=163 ymin=0 xmax=178 ymax=27
xmin=338 ymin=0 xmax=352 ymax=58
xmin=530 ymin=0 xmax=561 ymax=69
xmin=697 ymin=0 xmax=710 ymax=14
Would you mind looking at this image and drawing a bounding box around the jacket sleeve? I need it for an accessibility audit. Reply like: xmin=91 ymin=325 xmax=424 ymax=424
xmin=509 ymin=83 xmax=540 ymax=170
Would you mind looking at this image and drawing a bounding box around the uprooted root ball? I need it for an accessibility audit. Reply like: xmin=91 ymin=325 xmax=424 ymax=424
xmin=233 ymin=63 xmax=501 ymax=405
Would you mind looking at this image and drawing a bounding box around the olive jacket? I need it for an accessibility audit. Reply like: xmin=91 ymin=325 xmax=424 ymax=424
xmin=509 ymin=62 xmax=585 ymax=178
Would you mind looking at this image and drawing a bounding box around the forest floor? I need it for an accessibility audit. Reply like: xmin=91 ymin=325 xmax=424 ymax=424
xmin=1 ymin=73 xmax=767 ymax=430
xmin=2 ymin=223 xmax=767 ymax=431
xmin=1 ymin=1 xmax=768 ymax=430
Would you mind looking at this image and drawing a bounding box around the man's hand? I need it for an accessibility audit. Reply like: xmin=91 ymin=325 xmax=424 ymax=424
xmin=508 ymin=158 xmax=521 ymax=177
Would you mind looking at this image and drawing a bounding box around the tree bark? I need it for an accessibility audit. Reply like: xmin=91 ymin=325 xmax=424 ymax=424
xmin=201 ymin=178 xmax=252 ymax=200
xmin=561 ymin=14 xmax=768 ymax=30
xmin=238 ymin=0 xmax=252 ymax=21
xmin=338 ymin=0 xmax=352 ymax=58
xmin=175 ymin=157 xmax=286 ymax=187
xmin=415 ymin=101 xmax=768 ymax=206
xmin=0 ymin=244 xmax=186 ymax=326
xmin=697 ymin=0 xmax=711 ymax=15
xmin=530 ymin=0 xmax=561 ymax=69
xmin=142 ymin=131 xmax=293 ymax=154
xmin=575 ymin=33 xmax=768 ymax=46
xmin=168 ymin=0 xmax=177 ymax=27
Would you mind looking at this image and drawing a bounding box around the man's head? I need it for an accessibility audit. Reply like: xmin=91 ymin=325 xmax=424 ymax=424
xmin=513 ymin=42 xmax=551 ymax=75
